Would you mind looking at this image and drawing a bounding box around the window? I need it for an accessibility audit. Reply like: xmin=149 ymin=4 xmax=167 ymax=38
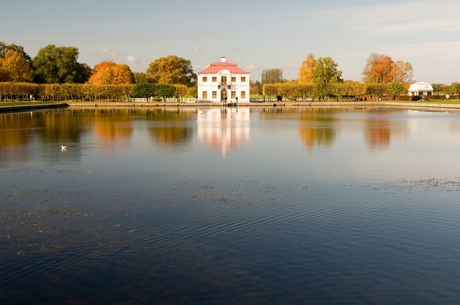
xmin=212 ymin=91 xmax=217 ymax=99
xmin=212 ymin=77 xmax=217 ymax=82
xmin=202 ymin=76 xmax=207 ymax=82
xmin=231 ymin=77 xmax=236 ymax=82
xmin=241 ymin=91 xmax=246 ymax=99
xmin=241 ymin=76 xmax=246 ymax=82
xmin=231 ymin=91 xmax=236 ymax=98
xmin=203 ymin=91 xmax=207 ymax=99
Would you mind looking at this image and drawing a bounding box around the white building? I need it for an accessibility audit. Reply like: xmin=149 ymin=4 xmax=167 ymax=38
xmin=408 ymin=82 xmax=434 ymax=96
xmin=197 ymin=57 xmax=250 ymax=103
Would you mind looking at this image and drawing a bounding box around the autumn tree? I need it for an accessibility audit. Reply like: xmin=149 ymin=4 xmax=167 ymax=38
xmin=371 ymin=55 xmax=393 ymax=84
xmin=363 ymin=53 xmax=414 ymax=84
xmin=146 ymin=55 xmax=196 ymax=86
xmin=0 ymin=41 xmax=32 ymax=65
xmin=89 ymin=61 xmax=134 ymax=85
xmin=0 ymin=50 xmax=32 ymax=82
xmin=261 ymin=68 xmax=283 ymax=85
xmin=312 ymin=57 xmax=342 ymax=100
xmin=262 ymin=84 xmax=278 ymax=102
xmin=298 ymin=53 xmax=316 ymax=83
xmin=32 ymin=44 xmax=90 ymax=83
xmin=392 ymin=61 xmax=413 ymax=83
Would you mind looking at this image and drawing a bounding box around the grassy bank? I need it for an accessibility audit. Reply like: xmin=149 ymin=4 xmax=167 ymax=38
xmin=0 ymin=101 xmax=66 ymax=107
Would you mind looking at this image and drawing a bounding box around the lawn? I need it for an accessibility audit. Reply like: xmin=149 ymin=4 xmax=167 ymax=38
xmin=0 ymin=101 xmax=66 ymax=107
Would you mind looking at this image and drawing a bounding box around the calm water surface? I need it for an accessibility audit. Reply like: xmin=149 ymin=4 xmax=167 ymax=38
xmin=1 ymin=107 xmax=460 ymax=304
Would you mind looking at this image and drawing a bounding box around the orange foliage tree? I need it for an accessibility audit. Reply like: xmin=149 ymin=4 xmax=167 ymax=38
xmin=89 ymin=61 xmax=134 ymax=85
xmin=370 ymin=55 xmax=393 ymax=84
xmin=298 ymin=53 xmax=316 ymax=84
xmin=0 ymin=50 xmax=32 ymax=82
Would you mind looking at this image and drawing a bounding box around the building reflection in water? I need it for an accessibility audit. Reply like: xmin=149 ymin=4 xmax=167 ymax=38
xmin=197 ymin=107 xmax=250 ymax=157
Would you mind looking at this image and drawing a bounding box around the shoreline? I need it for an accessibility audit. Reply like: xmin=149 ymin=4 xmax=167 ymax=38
xmin=1 ymin=100 xmax=460 ymax=112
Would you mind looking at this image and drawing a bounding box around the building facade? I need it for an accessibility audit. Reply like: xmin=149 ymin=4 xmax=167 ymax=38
xmin=197 ymin=57 xmax=250 ymax=103
xmin=408 ymin=82 xmax=434 ymax=96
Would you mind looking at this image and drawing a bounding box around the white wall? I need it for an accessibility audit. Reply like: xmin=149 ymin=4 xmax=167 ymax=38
xmin=198 ymin=71 xmax=250 ymax=103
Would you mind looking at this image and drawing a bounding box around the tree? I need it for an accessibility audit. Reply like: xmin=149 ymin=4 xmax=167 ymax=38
xmin=155 ymin=84 xmax=175 ymax=100
xmin=261 ymin=68 xmax=283 ymax=85
xmin=32 ymin=44 xmax=90 ymax=83
xmin=370 ymin=55 xmax=393 ymax=84
xmin=133 ymin=72 xmax=148 ymax=84
xmin=363 ymin=53 xmax=414 ymax=84
xmin=387 ymin=81 xmax=406 ymax=98
xmin=312 ymin=57 xmax=342 ymax=99
xmin=0 ymin=41 xmax=32 ymax=65
xmin=448 ymin=82 xmax=460 ymax=95
xmin=146 ymin=55 xmax=196 ymax=86
xmin=298 ymin=53 xmax=316 ymax=83
xmin=89 ymin=61 xmax=134 ymax=85
xmin=362 ymin=53 xmax=383 ymax=83
xmin=0 ymin=50 xmax=32 ymax=82
xmin=262 ymin=84 xmax=278 ymax=102
xmin=392 ymin=61 xmax=413 ymax=83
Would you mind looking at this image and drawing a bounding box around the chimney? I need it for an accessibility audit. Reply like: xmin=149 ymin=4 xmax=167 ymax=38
xmin=221 ymin=56 xmax=226 ymax=63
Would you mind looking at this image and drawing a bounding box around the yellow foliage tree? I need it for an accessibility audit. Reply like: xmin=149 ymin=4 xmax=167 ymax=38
xmin=0 ymin=50 xmax=32 ymax=82
xmin=146 ymin=55 xmax=196 ymax=86
xmin=89 ymin=61 xmax=134 ymax=85
xmin=298 ymin=53 xmax=316 ymax=84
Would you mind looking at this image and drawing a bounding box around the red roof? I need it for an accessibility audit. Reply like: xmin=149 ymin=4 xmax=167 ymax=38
xmin=198 ymin=61 xmax=250 ymax=75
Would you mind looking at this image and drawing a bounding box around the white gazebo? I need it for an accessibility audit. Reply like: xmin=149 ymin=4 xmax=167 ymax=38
xmin=197 ymin=57 xmax=251 ymax=103
xmin=408 ymin=82 xmax=434 ymax=96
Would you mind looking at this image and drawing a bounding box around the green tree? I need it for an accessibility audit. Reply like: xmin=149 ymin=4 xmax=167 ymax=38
xmin=387 ymin=81 xmax=406 ymax=99
xmin=32 ymin=44 xmax=90 ymax=83
xmin=448 ymin=82 xmax=460 ymax=95
xmin=312 ymin=57 xmax=342 ymax=100
xmin=146 ymin=55 xmax=196 ymax=86
xmin=155 ymin=84 xmax=175 ymax=101
xmin=133 ymin=83 xmax=156 ymax=98
xmin=134 ymin=72 xmax=148 ymax=84
xmin=261 ymin=68 xmax=283 ymax=85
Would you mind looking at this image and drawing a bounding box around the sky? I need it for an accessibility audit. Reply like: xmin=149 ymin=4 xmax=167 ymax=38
xmin=1 ymin=0 xmax=460 ymax=83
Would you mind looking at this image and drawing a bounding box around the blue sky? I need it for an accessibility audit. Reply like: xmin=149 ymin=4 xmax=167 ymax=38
xmin=1 ymin=0 xmax=460 ymax=83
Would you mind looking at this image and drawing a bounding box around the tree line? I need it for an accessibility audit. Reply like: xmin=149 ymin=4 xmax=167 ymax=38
xmin=2 ymin=40 xmax=460 ymax=102
xmin=0 ymin=82 xmax=197 ymax=102
xmin=0 ymin=41 xmax=196 ymax=88
xmin=255 ymin=52 xmax=459 ymax=100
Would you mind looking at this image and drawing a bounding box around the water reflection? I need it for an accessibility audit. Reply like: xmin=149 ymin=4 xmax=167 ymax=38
xmin=197 ymin=108 xmax=250 ymax=157
xmin=147 ymin=109 xmax=194 ymax=151
xmin=297 ymin=108 xmax=338 ymax=151
xmin=364 ymin=109 xmax=409 ymax=150
xmin=92 ymin=109 xmax=134 ymax=145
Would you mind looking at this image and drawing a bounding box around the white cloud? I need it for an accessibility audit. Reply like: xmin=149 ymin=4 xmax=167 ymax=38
xmin=208 ymin=30 xmax=215 ymax=35
xmin=374 ymin=41 xmax=460 ymax=60
xmin=316 ymin=0 xmax=460 ymax=36
xmin=193 ymin=46 xmax=204 ymax=52
xmin=99 ymin=48 xmax=117 ymax=57
xmin=247 ymin=64 xmax=257 ymax=70
xmin=127 ymin=55 xmax=139 ymax=64
xmin=23 ymin=29 xmax=29 ymax=35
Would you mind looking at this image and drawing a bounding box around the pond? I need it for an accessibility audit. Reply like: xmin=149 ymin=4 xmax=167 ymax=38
xmin=1 ymin=106 xmax=460 ymax=304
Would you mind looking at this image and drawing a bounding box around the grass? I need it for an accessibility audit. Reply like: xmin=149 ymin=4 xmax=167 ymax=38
xmin=0 ymin=101 xmax=65 ymax=107
xmin=392 ymin=99 xmax=460 ymax=104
